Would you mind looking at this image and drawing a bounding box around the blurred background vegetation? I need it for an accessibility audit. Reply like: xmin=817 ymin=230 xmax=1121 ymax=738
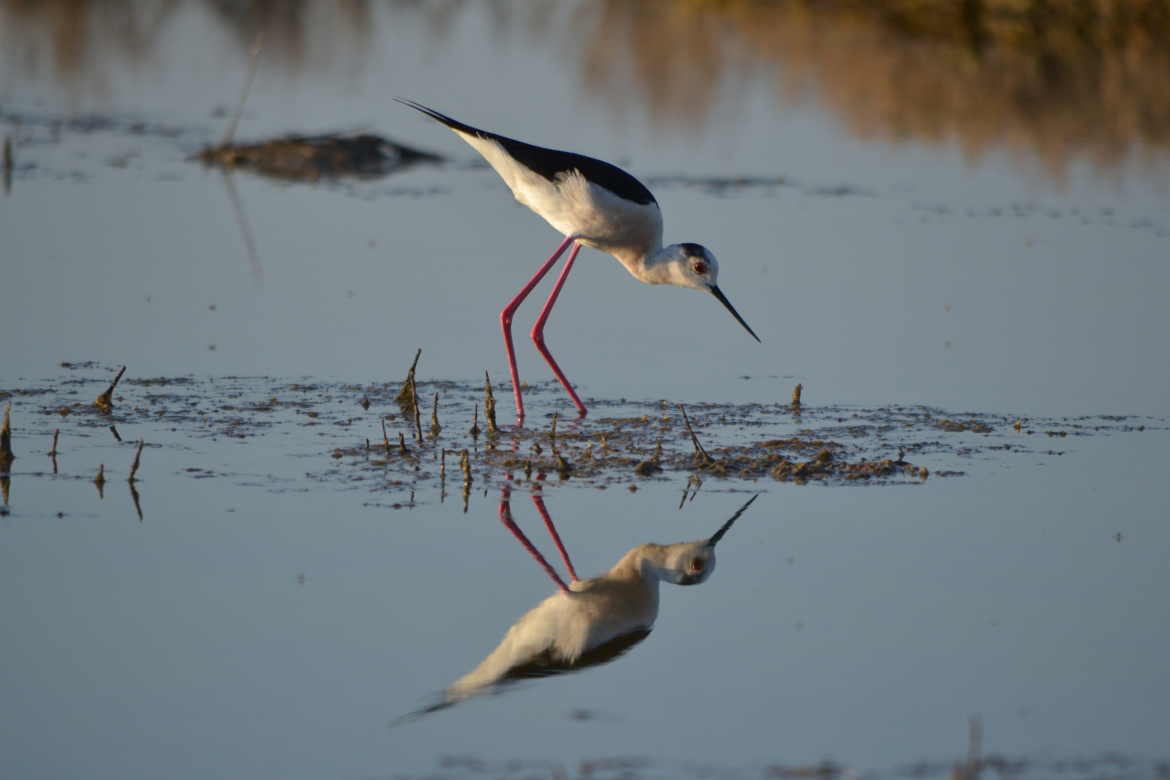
xmin=3 ymin=0 xmax=1168 ymax=176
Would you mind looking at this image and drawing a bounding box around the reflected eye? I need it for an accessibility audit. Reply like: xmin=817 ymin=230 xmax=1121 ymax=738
xmin=689 ymin=558 xmax=705 ymax=573
xmin=691 ymin=261 xmax=708 ymax=275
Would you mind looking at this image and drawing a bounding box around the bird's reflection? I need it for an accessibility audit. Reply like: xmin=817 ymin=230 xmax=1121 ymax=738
xmin=398 ymin=486 xmax=758 ymax=722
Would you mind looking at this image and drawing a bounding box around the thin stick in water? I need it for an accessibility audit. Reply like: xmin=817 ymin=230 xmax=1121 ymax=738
xmin=128 ymin=440 xmax=145 ymax=483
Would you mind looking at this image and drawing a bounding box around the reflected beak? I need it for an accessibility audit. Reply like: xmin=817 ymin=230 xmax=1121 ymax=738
xmin=710 ymin=285 xmax=761 ymax=343
xmin=707 ymin=493 xmax=760 ymax=547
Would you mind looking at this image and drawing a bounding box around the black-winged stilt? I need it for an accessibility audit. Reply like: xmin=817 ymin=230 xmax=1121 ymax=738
xmin=398 ymin=99 xmax=760 ymax=424
xmin=406 ymin=491 xmax=758 ymax=718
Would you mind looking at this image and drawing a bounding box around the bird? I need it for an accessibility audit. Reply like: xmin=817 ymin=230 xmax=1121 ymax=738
xmin=398 ymin=491 xmax=759 ymax=721
xmin=397 ymin=99 xmax=760 ymax=424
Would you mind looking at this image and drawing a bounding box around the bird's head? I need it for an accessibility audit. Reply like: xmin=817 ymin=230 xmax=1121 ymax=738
xmin=664 ymin=243 xmax=760 ymax=343
xmin=655 ymin=494 xmax=759 ymax=586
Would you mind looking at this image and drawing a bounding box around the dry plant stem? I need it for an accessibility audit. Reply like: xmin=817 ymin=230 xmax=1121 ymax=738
xmin=678 ymin=404 xmax=714 ymax=466
xmin=470 ymin=403 xmax=481 ymax=438
xmin=430 ymin=393 xmax=441 ymax=438
xmin=398 ymin=432 xmax=409 ymax=456
xmin=128 ymin=440 xmax=145 ymax=483
xmin=460 ymin=449 xmax=472 ymax=486
xmin=95 ymin=366 xmax=127 ymax=412
xmin=381 ymin=418 xmax=390 ymax=450
xmin=0 ymin=402 xmax=14 ymax=469
xmin=94 ymin=464 xmax=106 ymax=497
xmin=484 ymin=371 xmax=499 ymax=434
xmin=791 ymin=383 xmax=803 ymax=410
xmin=395 ymin=348 xmax=422 ymax=411
xmin=49 ymin=429 xmax=60 ymax=456
xmin=411 ymin=380 xmax=423 ymax=443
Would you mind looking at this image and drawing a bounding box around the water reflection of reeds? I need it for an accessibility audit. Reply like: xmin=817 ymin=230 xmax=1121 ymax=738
xmin=4 ymin=0 xmax=1169 ymax=176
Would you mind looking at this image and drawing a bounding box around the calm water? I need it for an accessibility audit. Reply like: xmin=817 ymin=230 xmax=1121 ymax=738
xmin=2 ymin=3 xmax=1169 ymax=779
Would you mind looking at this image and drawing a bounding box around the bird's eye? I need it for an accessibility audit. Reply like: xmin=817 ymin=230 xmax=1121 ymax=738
xmin=691 ymin=261 xmax=708 ymax=275
xmin=689 ymin=558 xmax=705 ymax=573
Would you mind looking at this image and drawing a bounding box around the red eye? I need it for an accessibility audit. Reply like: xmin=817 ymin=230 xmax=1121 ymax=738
xmin=691 ymin=261 xmax=708 ymax=275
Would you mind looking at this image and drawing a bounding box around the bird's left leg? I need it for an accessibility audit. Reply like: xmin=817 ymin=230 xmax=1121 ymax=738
xmin=498 ymin=482 xmax=572 ymax=593
xmin=529 ymin=241 xmax=587 ymax=417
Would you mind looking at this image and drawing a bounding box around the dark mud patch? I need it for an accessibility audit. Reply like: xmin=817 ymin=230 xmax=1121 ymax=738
xmin=197 ymin=132 xmax=444 ymax=182
xmin=0 ymin=366 xmax=1162 ymax=511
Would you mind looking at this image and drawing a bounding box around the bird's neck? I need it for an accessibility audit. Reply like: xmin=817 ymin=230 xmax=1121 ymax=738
xmin=616 ymin=244 xmax=676 ymax=286
xmin=609 ymin=543 xmax=672 ymax=583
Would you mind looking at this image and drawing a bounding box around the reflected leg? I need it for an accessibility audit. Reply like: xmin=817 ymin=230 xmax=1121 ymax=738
xmin=498 ymin=482 xmax=571 ymax=593
xmin=531 ymin=489 xmax=579 ymax=583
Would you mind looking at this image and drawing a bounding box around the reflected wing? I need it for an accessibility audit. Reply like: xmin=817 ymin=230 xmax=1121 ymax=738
xmin=502 ymin=627 xmax=653 ymax=681
xmin=391 ymin=628 xmax=653 ymax=727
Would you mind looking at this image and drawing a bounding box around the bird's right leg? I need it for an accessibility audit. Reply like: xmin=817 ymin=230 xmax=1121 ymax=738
xmin=500 ymin=235 xmax=576 ymax=424
xmin=498 ymin=481 xmax=572 ymax=593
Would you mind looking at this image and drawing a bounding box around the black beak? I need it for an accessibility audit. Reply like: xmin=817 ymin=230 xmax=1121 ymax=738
xmin=707 ymin=494 xmax=760 ymax=547
xmin=710 ymin=285 xmax=761 ymax=343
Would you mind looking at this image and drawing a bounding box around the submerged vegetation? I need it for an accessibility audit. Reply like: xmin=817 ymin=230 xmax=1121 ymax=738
xmin=0 ymin=359 xmax=1158 ymax=518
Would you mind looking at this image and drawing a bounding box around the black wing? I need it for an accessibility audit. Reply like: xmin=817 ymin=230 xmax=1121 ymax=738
xmin=397 ymin=99 xmax=656 ymax=206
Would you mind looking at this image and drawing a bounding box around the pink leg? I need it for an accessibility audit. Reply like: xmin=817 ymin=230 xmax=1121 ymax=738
xmin=498 ymin=482 xmax=571 ymax=593
xmin=530 ymin=243 xmax=587 ymax=417
xmin=500 ymin=235 xmax=576 ymax=424
xmin=531 ymin=491 xmax=580 ymax=583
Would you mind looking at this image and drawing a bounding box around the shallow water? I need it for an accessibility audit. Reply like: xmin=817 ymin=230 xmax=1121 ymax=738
xmin=2 ymin=3 xmax=1169 ymax=779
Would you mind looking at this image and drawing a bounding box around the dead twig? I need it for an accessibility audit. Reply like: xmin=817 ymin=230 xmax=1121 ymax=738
xmin=394 ymin=349 xmax=422 ymax=413
xmin=483 ymin=371 xmax=499 ymax=435
xmin=430 ymin=393 xmax=441 ymax=438
xmin=678 ymin=404 xmax=715 ymax=467
xmin=469 ymin=403 xmax=481 ymax=438
xmin=791 ymin=383 xmax=803 ymax=410
xmin=128 ymin=440 xmax=145 ymax=483
xmin=0 ymin=402 xmax=14 ymax=470
xmin=95 ymin=365 xmax=126 ymax=413
xmin=411 ymin=381 xmax=423 ymax=443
